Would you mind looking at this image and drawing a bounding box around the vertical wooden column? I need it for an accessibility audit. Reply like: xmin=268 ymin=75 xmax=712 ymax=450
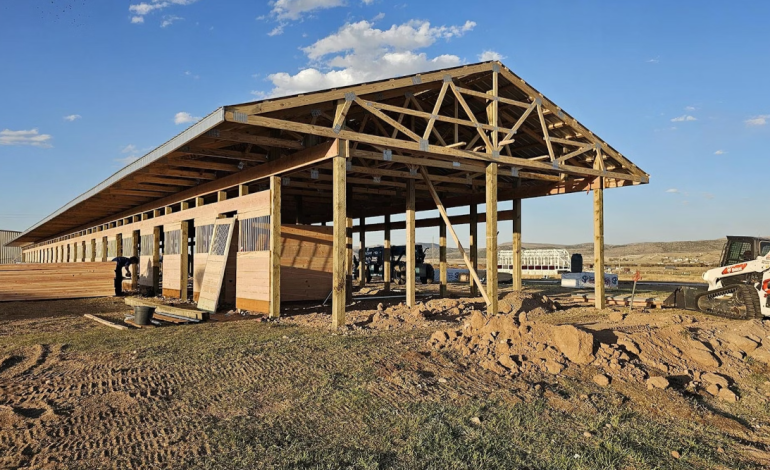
xmin=439 ymin=218 xmax=447 ymax=298
xmin=101 ymin=236 xmax=108 ymax=262
xmin=512 ymin=180 xmax=522 ymax=291
xmin=116 ymin=234 xmax=123 ymax=258
xmin=594 ymin=177 xmax=606 ymax=309
xmin=406 ymin=179 xmax=416 ymax=307
xmin=152 ymin=227 xmax=161 ymax=295
xmin=268 ymin=176 xmax=282 ymax=318
xmin=383 ymin=214 xmax=391 ymax=293
xmin=486 ymin=163 xmax=498 ymax=314
xmin=90 ymin=239 xmax=96 ymax=262
xmin=180 ymin=222 xmax=189 ymax=300
xmin=469 ymin=204 xmax=478 ymax=296
xmin=131 ymin=230 xmax=140 ymax=290
xmin=359 ymin=217 xmax=366 ymax=287
xmin=345 ymin=216 xmax=353 ymax=303
xmin=331 ymin=140 xmax=348 ymax=329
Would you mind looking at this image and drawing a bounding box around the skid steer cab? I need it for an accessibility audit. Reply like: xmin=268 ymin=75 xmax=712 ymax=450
xmin=664 ymin=236 xmax=770 ymax=319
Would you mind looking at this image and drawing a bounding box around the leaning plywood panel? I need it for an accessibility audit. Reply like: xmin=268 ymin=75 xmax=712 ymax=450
xmin=0 ymin=263 xmax=115 ymax=302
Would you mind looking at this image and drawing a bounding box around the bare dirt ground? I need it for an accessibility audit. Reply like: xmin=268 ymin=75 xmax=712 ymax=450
xmin=1 ymin=283 xmax=770 ymax=469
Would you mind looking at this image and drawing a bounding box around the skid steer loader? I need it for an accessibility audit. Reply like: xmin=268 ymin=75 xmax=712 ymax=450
xmin=663 ymin=236 xmax=770 ymax=319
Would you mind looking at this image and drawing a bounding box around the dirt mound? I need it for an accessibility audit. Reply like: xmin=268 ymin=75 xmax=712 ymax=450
xmin=368 ymin=298 xmax=479 ymax=330
xmin=430 ymin=310 xmax=770 ymax=401
xmin=498 ymin=291 xmax=558 ymax=315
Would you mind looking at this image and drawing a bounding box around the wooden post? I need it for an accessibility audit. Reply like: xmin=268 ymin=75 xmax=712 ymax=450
xmin=217 ymin=191 xmax=227 ymax=202
xmin=345 ymin=216 xmax=353 ymax=303
xmin=469 ymin=203 xmax=478 ymax=296
xmin=383 ymin=214 xmax=391 ymax=293
xmin=594 ymin=177 xmax=606 ymax=309
xmin=512 ymin=193 xmax=522 ymax=291
xmin=101 ymin=236 xmax=108 ymax=262
xmin=406 ymin=178 xmax=416 ymax=307
xmin=332 ymin=140 xmax=348 ymax=329
xmin=239 ymin=184 xmax=249 ymax=197
xmin=486 ymin=163 xmax=498 ymax=314
xmin=180 ymin=221 xmax=189 ymax=300
xmin=131 ymin=230 xmax=140 ymax=290
xmin=80 ymin=241 xmax=86 ymax=262
xmin=439 ymin=218 xmax=447 ymax=298
xmin=269 ymin=176 xmax=281 ymax=318
xmin=116 ymin=234 xmax=123 ymax=258
xmin=152 ymin=227 xmax=161 ymax=295
xmin=359 ymin=217 xmax=366 ymax=287
xmin=90 ymin=239 xmax=96 ymax=263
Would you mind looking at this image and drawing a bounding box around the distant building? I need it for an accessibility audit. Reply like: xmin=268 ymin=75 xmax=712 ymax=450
xmin=0 ymin=230 xmax=22 ymax=264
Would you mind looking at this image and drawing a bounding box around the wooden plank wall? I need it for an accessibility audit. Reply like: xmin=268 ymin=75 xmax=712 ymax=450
xmin=280 ymin=225 xmax=333 ymax=302
xmin=0 ymin=263 xmax=115 ymax=302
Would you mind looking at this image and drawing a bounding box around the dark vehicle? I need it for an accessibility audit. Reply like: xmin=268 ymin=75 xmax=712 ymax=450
xmin=353 ymin=245 xmax=435 ymax=285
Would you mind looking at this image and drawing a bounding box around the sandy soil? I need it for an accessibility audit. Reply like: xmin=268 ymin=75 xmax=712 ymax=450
xmin=1 ymin=284 xmax=769 ymax=469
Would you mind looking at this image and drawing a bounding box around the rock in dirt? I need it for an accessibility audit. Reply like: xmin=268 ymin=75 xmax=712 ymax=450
xmin=702 ymin=372 xmax=730 ymax=388
xmin=608 ymin=311 xmax=625 ymax=322
xmin=722 ymin=333 xmax=759 ymax=353
xmin=686 ymin=342 xmax=721 ymax=368
xmin=470 ymin=416 xmax=482 ymax=426
xmin=717 ymin=387 xmax=738 ymax=403
xmin=671 ymin=450 xmax=681 ymax=459
xmin=552 ymin=325 xmax=595 ymax=365
xmin=593 ymin=374 xmax=610 ymax=387
xmin=544 ymin=360 xmax=564 ymax=375
xmin=749 ymin=347 xmax=770 ymax=364
xmin=616 ymin=334 xmax=641 ymax=356
xmin=430 ymin=331 xmax=449 ymax=345
xmin=705 ymin=384 xmax=721 ymax=396
xmin=647 ymin=376 xmax=669 ymax=390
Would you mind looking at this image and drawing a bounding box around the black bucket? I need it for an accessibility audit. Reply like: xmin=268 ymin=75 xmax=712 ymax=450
xmin=133 ymin=306 xmax=155 ymax=325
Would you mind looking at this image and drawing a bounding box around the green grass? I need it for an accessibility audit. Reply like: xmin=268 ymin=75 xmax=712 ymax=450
xmin=2 ymin=308 xmax=767 ymax=470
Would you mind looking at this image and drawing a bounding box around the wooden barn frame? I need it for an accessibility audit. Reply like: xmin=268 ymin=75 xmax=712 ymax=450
xmin=8 ymin=61 xmax=648 ymax=325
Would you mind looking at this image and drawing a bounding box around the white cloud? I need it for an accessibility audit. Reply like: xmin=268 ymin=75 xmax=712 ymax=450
xmin=270 ymin=0 xmax=346 ymax=21
xmin=161 ymin=15 xmax=183 ymax=27
xmin=478 ymin=50 xmax=504 ymax=61
xmin=174 ymin=111 xmax=201 ymax=125
xmin=129 ymin=0 xmax=199 ymax=24
xmin=371 ymin=12 xmax=385 ymax=21
xmin=714 ymin=149 xmax=725 ymax=155
xmin=646 ymin=57 xmax=659 ymax=64
xmin=122 ymin=144 xmax=138 ymax=154
xmin=703 ymin=192 xmax=714 ymax=200
xmin=257 ymin=19 xmax=475 ymax=97
xmin=665 ymin=188 xmax=680 ymax=194
xmin=362 ymin=0 xmax=375 ymax=4
xmin=745 ymin=114 xmax=769 ymax=126
xmin=268 ymin=23 xmax=286 ymax=36
xmin=670 ymin=114 xmax=697 ymax=122
xmin=63 ymin=114 xmax=82 ymax=122
xmin=115 ymin=155 xmax=140 ymax=165
xmin=184 ymin=70 xmax=200 ymax=79
xmin=0 ymin=129 xmax=53 ymax=147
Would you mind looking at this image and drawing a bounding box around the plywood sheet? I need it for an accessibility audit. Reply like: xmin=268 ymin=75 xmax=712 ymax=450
xmin=197 ymin=218 xmax=236 ymax=313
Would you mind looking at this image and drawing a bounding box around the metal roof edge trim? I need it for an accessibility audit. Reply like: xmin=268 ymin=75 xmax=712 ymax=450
xmin=12 ymin=108 xmax=226 ymax=247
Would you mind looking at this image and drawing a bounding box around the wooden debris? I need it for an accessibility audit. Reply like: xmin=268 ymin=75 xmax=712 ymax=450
xmin=84 ymin=314 xmax=129 ymax=331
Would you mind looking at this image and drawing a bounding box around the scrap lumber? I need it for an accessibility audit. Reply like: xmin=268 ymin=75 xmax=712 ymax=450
xmin=0 ymin=263 xmax=115 ymax=302
xmin=124 ymin=297 xmax=206 ymax=320
xmin=571 ymin=293 xmax=658 ymax=308
xmin=84 ymin=314 xmax=129 ymax=331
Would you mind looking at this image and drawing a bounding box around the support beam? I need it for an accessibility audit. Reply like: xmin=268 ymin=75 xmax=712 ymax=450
xmin=383 ymin=214 xmax=391 ymax=293
xmin=131 ymin=230 xmax=140 ymax=290
xmin=469 ymin=204 xmax=478 ymax=297
xmin=419 ymin=167 xmax=491 ymax=305
xmin=332 ymin=140 xmax=348 ymax=329
xmin=406 ymin=179 xmax=416 ymax=308
xmin=269 ymin=176 xmax=281 ymax=318
xmin=594 ymin=177 xmax=606 ymax=309
xmin=439 ymin=218 xmax=447 ymax=298
xmin=486 ymin=163 xmax=498 ymax=314
xmin=180 ymin=221 xmax=189 ymax=301
xmin=512 ymin=182 xmax=522 ymax=291
xmin=152 ymin=227 xmax=160 ymax=295
xmin=359 ymin=217 xmax=366 ymax=287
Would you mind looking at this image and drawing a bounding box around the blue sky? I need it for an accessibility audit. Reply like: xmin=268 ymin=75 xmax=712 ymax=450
xmin=0 ymin=0 xmax=768 ymax=248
